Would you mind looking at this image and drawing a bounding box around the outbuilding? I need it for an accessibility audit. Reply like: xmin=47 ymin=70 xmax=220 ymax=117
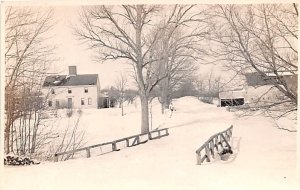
xmin=219 ymin=72 xmax=297 ymax=107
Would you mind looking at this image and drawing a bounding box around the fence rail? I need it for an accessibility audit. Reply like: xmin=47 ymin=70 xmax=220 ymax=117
xmin=54 ymin=128 xmax=169 ymax=162
xmin=195 ymin=125 xmax=233 ymax=165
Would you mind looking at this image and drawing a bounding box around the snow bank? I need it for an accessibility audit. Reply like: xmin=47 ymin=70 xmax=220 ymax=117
xmin=2 ymin=96 xmax=297 ymax=190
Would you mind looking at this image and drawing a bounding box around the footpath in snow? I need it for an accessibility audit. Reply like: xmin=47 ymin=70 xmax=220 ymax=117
xmin=2 ymin=97 xmax=298 ymax=190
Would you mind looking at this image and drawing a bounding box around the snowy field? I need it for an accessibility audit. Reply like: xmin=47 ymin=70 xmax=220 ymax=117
xmin=2 ymin=97 xmax=298 ymax=190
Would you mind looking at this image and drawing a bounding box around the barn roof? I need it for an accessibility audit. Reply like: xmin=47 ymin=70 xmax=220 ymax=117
xmin=244 ymin=72 xmax=297 ymax=87
xmin=244 ymin=73 xmax=276 ymax=86
xmin=43 ymin=74 xmax=98 ymax=87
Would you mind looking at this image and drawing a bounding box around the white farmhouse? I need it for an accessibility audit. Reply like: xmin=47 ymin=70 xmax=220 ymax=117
xmin=42 ymin=66 xmax=100 ymax=109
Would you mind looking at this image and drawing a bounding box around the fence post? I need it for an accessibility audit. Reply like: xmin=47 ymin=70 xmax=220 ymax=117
xmin=112 ymin=142 xmax=117 ymax=151
xmin=220 ymin=134 xmax=231 ymax=149
xmin=227 ymin=131 xmax=230 ymax=141
xmin=86 ymin=148 xmax=91 ymax=158
xmin=126 ymin=139 xmax=130 ymax=147
xmin=54 ymin=154 xmax=58 ymax=162
xmin=205 ymin=145 xmax=211 ymax=162
xmin=214 ymin=137 xmax=219 ymax=151
xmin=166 ymin=129 xmax=169 ymax=136
xmin=196 ymin=153 xmax=202 ymax=165
xmin=218 ymin=135 xmax=224 ymax=149
xmin=210 ymin=141 xmax=215 ymax=159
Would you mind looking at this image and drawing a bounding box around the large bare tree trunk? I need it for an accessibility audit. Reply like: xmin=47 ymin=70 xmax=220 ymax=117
xmin=136 ymin=5 xmax=150 ymax=133
xmin=160 ymin=78 xmax=169 ymax=114
xmin=4 ymin=90 xmax=13 ymax=154
xmin=121 ymin=102 xmax=124 ymax=116
xmin=4 ymin=124 xmax=11 ymax=154
xmin=140 ymin=94 xmax=150 ymax=133
xmin=31 ymin=110 xmax=38 ymax=153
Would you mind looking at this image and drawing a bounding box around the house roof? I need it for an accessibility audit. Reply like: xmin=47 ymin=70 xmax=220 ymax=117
xmin=43 ymin=74 xmax=98 ymax=87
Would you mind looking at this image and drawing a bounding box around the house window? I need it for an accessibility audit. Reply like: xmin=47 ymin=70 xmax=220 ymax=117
xmin=84 ymin=88 xmax=88 ymax=93
xmin=48 ymin=101 xmax=52 ymax=107
xmin=68 ymin=88 xmax=72 ymax=93
xmin=56 ymin=100 xmax=60 ymax=108
xmin=88 ymin=98 xmax=92 ymax=105
xmin=81 ymin=98 xmax=85 ymax=105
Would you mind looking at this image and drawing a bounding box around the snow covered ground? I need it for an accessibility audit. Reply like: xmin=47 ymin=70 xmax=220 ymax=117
xmin=2 ymin=96 xmax=298 ymax=190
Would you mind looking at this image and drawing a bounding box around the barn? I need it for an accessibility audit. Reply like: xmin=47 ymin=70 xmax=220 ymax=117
xmin=219 ymin=72 xmax=297 ymax=107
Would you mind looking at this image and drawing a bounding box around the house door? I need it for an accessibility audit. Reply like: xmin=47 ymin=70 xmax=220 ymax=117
xmin=67 ymin=98 xmax=73 ymax=109
xmin=103 ymin=97 xmax=109 ymax=108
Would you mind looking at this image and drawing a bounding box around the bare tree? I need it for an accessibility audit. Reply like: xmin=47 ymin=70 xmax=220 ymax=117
xmin=193 ymin=70 xmax=221 ymax=104
xmin=124 ymin=89 xmax=138 ymax=105
xmin=155 ymin=32 xmax=202 ymax=113
xmin=54 ymin=111 xmax=86 ymax=161
xmin=4 ymin=7 xmax=56 ymax=154
xmin=75 ymin=5 xmax=159 ymax=133
xmin=115 ymin=73 xmax=128 ymax=116
xmin=209 ymin=4 xmax=297 ymax=113
xmin=144 ymin=6 xmax=210 ymax=113
xmin=75 ymin=5 xmax=210 ymax=133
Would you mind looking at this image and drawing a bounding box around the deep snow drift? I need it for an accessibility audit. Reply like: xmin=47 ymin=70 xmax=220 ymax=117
xmin=2 ymin=97 xmax=298 ymax=190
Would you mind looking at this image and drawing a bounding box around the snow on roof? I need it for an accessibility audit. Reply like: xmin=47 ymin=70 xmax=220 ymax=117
xmin=245 ymin=72 xmax=297 ymax=87
xmin=43 ymin=74 xmax=99 ymax=87
xmin=219 ymin=90 xmax=245 ymax=99
xmin=244 ymin=73 xmax=274 ymax=86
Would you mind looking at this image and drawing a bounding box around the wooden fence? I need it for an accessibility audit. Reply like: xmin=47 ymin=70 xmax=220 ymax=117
xmin=54 ymin=128 xmax=169 ymax=162
xmin=195 ymin=125 xmax=233 ymax=165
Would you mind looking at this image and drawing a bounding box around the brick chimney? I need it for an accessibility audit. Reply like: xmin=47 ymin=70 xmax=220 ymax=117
xmin=69 ymin=66 xmax=77 ymax=76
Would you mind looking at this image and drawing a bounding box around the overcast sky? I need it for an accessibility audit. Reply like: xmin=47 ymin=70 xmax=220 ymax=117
xmin=13 ymin=4 xmax=231 ymax=90
xmin=4 ymin=1 xmax=295 ymax=90
xmin=49 ymin=6 xmax=134 ymax=89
